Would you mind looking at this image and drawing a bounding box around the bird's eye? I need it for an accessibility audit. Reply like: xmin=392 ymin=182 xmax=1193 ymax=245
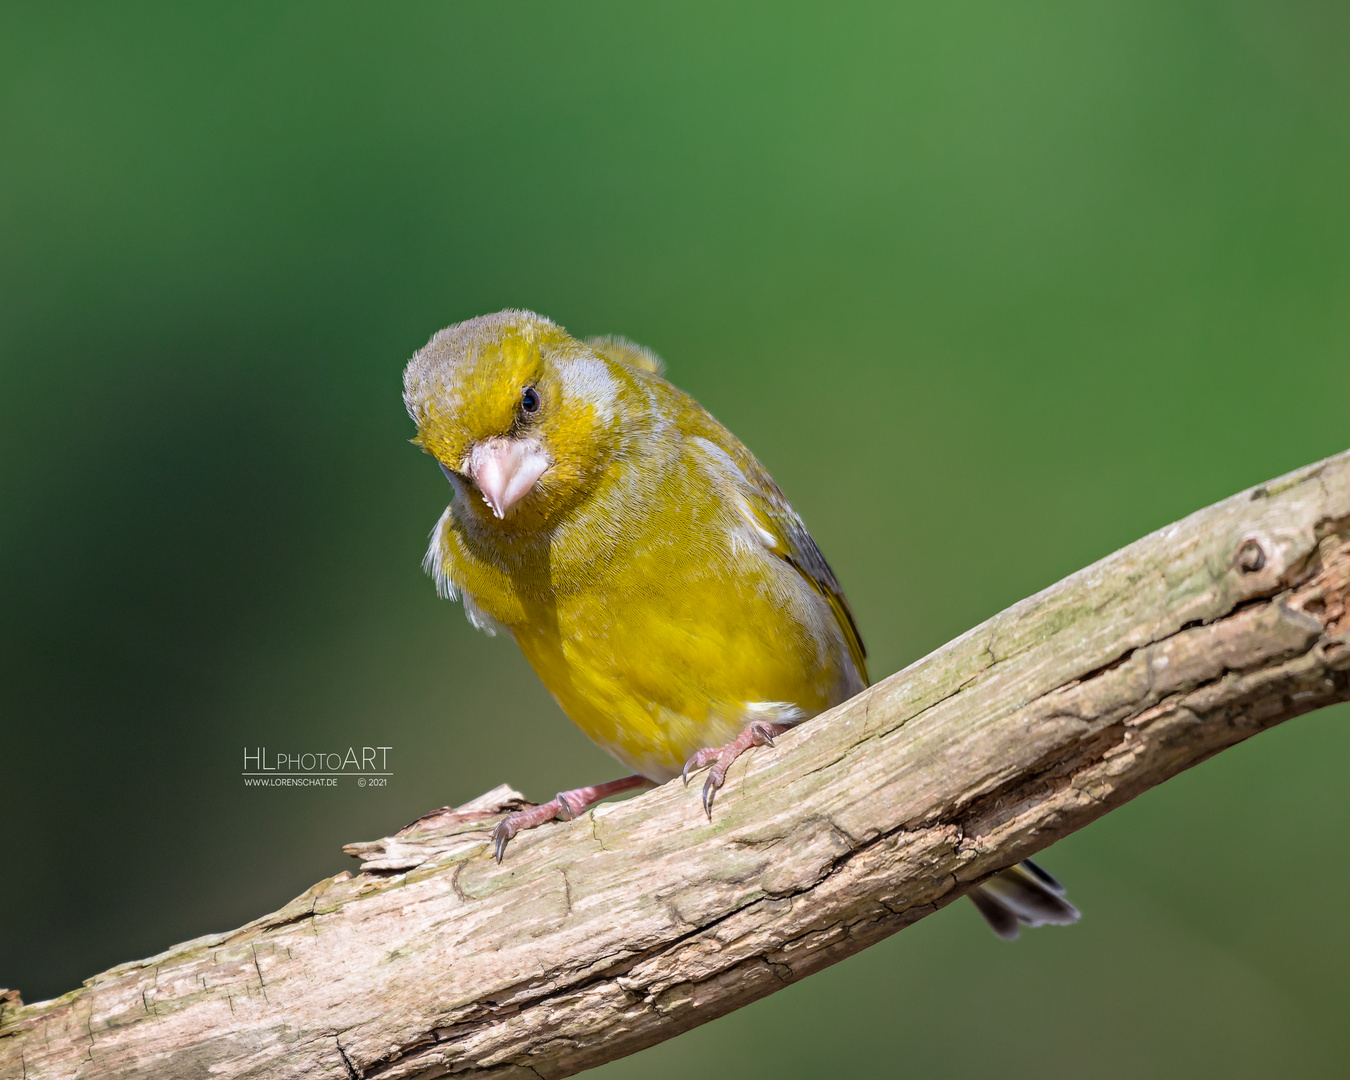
xmin=520 ymin=386 xmax=541 ymax=415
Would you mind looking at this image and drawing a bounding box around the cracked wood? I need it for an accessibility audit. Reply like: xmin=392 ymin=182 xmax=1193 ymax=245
xmin=3 ymin=450 xmax=1350 ymax=1080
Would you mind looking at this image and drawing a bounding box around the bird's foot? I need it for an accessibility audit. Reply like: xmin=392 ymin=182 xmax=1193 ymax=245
xmin=681 ymin=721 xmax=792 ymax=819
xmin=491 ymin=775 xmax=649 ymax=862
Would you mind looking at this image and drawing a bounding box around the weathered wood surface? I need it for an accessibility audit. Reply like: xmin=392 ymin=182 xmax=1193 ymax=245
xmin=4 ymin=450 xmax=1350 ymax=1080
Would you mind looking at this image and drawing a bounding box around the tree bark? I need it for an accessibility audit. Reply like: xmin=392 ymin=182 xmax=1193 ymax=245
xmin=4 ymin=450 xmax=1350 ymax=1080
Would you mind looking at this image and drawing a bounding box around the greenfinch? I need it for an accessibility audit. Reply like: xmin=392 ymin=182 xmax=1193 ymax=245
xmin=403 ymin=309 xmax=1078 ymax=939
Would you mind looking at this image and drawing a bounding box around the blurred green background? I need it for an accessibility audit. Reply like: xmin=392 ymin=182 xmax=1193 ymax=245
xmin=3 ymin=2 xmax=1348 ymax=1075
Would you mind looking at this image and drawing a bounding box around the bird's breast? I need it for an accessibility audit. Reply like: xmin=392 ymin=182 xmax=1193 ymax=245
xmin=506 ymin=539 xmax=854 ymax=780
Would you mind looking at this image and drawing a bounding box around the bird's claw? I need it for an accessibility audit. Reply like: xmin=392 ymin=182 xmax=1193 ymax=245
xmin=491 ymin=817 xmax=516 ymax=863
xmin=490 ymin=801 xmax=562 ymax=862
xmin=684 ymin=720 xmax=792 ymax=820
xmin=681 ymin=747 xmax=720 ymax=785
xmin=488 ymin=776 xmax=650 ymax=863
xmin=701 ymin=770 xmax=721 ymax=819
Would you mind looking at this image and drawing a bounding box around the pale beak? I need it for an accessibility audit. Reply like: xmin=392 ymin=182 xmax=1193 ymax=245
xmin=464 ymin=437 xmax=551 ymax=518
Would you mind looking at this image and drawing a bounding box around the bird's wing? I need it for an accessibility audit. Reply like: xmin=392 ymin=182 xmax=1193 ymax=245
xmin=690 ymin=427 xmax=870 ymax=688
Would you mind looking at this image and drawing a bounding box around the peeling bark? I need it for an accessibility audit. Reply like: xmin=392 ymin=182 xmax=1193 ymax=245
xmin=4 ymin=450 xmax=1350 ymax=1080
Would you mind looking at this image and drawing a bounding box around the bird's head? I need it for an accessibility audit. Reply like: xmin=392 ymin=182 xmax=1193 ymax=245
xmin=403 ymin=310 xmax=627 ymax=530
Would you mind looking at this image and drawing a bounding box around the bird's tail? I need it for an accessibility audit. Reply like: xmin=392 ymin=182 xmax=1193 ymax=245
xmin=968 ymin=859 xmax=1080 ymax=940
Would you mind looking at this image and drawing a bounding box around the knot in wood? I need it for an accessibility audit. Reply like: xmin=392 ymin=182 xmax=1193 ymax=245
xmin=1236 ymin=538 xmax=1267 ymax=573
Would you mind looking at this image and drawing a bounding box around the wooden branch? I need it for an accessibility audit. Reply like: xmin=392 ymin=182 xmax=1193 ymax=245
xmin=5 ymin=451 xmax=1350 ymax=1080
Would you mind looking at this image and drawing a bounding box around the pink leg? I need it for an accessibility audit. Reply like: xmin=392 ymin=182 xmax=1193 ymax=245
xmin=491 ymin=775 xmax=651 ymax=862
xmin=682 ymin=721 xmax=793 ymax=819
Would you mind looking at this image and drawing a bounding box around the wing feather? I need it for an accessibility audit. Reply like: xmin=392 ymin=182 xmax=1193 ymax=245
xmin=688 ymin=430 xmax=870 ymax=687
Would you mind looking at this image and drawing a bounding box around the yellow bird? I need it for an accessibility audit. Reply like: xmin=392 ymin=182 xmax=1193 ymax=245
xmin=403 ymin=309 xmax=1078 ymax=939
